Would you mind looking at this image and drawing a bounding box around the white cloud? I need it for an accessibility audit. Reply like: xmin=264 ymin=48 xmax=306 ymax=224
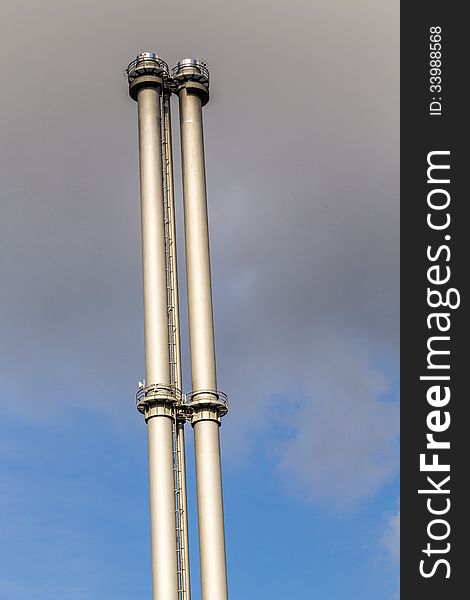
xmin=382 ymin=509 xmax=400 ymax=564
xmin=273 ymin=337 xmax=398 ymax=506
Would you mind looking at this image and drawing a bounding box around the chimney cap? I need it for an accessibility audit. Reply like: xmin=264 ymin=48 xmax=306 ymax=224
xmin=172 ymin=58 xmax=209 ymax=89
xmin=126 ymin=52 xmax=170 ymax=84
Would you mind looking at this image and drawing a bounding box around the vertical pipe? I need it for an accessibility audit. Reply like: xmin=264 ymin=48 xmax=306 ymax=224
xmin=137 ymin=85 xmax=179 ymax=600
xmin=178 ymin=86 xmax=229 ymax=600
xmin=138 ymin=87 xmax=172 ymax=387
xmin=193 ymin=419 xmax=227 ymax=600
xmin=179 ymin=88 xmax=217 ymax=392
xmin=147 ymin=415 xmax=180 ymax=600
xmin=162 ymin=92 xmax=182 ymax=390
xmin=176 ymin=419 xmax=191 ymax=597
xmin=163 ymin=92 xmax=192 ymax=600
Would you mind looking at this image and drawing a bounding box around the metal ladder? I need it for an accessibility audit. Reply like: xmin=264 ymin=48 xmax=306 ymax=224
xmin=160 ymin=89 xmax=191 ymax=600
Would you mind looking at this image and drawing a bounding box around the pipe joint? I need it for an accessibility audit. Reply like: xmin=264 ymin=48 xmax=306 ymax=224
xmin=128 ymin=75 xmax=164 ymax=101
xmin=176 ymin=403 xmax=193 ymax=423
xmin=186 ymin=389 xmax=228 ymax=424
xmin=172 ymin=58 xmax=210 ymax=105
xmin=175 ymin=80 xmax=209 ymax=106
xmin=126 ymin=52 xmax=169 ymax=101
xmin=136 ymin=383 xmax=181 ymax=421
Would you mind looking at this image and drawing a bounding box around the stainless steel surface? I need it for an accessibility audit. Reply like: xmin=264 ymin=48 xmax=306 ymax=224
xmin=162 ymin=92 xmax=191 ymax=600
xmin=148 ymin=414 xmax=179 ymax=600
xmin=162 ymin=92 xmax=182 ymax=392
xmin=178 ymin=88 xmax=216 ymax=393
xmin=127 ymin=53 xmax=229 ymax=600
xmin=177 ymin=81 xmax=229 ymax=600
xmin=194 ymin=419 xmax=228 ymax=600
xmin=172 ymin=59 xmax=209 ymax=88
xmin=127 ymin=53 xmax=169 ymax=82
xmin=137 ymin=87 xmax=172 ymax=388
xmin=136 ymin=81 xmax=179 ymax=600
xmin=175 ymin=419 xmax=190 ymax=599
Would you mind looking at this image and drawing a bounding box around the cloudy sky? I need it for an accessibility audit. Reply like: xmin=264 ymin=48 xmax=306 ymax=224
xmin=0 ymin=1 xmax=399 ymax=598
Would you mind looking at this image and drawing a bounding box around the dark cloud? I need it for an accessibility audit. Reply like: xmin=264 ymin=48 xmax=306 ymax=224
xmin=0 ymin=0 xmax=398 ymax=503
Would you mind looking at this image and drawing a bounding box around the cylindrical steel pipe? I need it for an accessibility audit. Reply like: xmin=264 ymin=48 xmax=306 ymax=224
xmin=178 ymin=85 xmax=229 ymax=600
xmin=162 ymin=93 xmax=182 ymax=391
xmin=194 ymin=419 xmax=228 ymax=600
xmin=137 ymin=87 xmax=172 ymax=387
xmin=179 ymin=88 xmax=217 ymax=392
xmin=148 ymin=415 xmax=180 ymax=600
xmin=136 ymin=85 xmax=179 ymax=600
xmin=163 ymin=92 xmax=192 ymax=600
xmin=176 ymin=419 xmax=191 ymax=597
xmin=128 ymin=55 xmax=228 ymax=600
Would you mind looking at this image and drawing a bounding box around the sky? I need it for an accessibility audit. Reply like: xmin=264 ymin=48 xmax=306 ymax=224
xmin=0 ymin=1 xmax=399 ymax=598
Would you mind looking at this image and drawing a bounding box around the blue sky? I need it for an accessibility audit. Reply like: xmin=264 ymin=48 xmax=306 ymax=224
xmin=0 ymin=402 xmax=398 ymax=599
xmin=0 ymin=1 xmax=399 ymax=598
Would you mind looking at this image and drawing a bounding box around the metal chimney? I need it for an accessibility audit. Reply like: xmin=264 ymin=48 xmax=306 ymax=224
xmin=126 ymin=53 xmax=228 ymax=600
xmin=172 ymin=58 xmax=229 ymax=600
